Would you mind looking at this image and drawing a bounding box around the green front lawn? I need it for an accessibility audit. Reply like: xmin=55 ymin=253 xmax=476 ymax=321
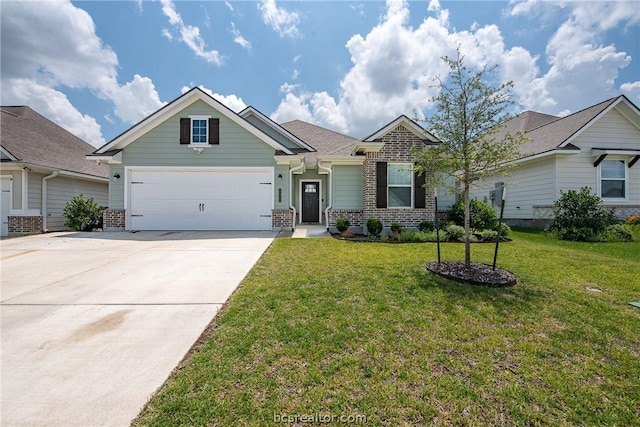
xmin=134 ymin=231 xmax=640 ymax=426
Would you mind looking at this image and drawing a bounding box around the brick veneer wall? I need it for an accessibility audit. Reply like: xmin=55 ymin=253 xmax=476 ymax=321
xmin=8 ymin=216 xmax=43 ymax=235
xmin=272 ymin=209 xmax=294 ymax=230
xmin=328 ymin=209 xmax=363 ymax=227
xmin=363 ymin=125 xmax=435 ymax=230
xmin=103 ymin=209 xmax=125 ymax=231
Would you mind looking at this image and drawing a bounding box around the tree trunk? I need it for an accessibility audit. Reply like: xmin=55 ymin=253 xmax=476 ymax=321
xmin=463 ymin=182 xmax=471 ymax=267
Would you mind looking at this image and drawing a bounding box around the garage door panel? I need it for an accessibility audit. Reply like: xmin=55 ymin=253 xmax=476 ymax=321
xmin=129 ymin=169 xmax=273 ymax=231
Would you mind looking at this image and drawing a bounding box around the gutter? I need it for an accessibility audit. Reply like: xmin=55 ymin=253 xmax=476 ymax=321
xmin=289 ymin=162 xmax=305 ymax=230
xmin=317 ymin=160 xmax=332 ymax=228
xmin=42 ymin=171 xmax=58 ymax=232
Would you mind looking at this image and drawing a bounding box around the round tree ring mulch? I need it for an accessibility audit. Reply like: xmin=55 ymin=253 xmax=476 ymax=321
xmin=427 ymin=261 xmax=517 ymax=287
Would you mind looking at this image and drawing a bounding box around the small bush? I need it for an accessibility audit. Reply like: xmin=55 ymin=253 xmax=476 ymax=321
xmin=547 ymin=187 xmax=616 ymax=241
xmin=447 ymin=199 xmax=498 ymax=231
xmin=445 ymin=224 xmax=465 ymax=241
xmin=398 ymin=229 xmax=416 ymax=242
xmin=479 ymin=230 xmax=499 ymax=241
xmin=625 ymin=215 xmax=640 ymax=225
xmin=418 ymin=220 xmax=435 ymax=232
xmin=335 ymin=218 xmax=350 ymax=233
xmin=601 ymin=224 xmax=634 ymax=242
xmin=63 ymin=194 xmax=105 ymax=231
xmin=366 ymin=218 xmax=383 ymax=237
xmin=497 ymin=222 xmax=511 ymax=237
xmin=390 ymin=223 xmax=404 ymax=233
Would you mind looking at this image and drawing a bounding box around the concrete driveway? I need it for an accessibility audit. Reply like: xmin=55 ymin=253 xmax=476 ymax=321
xmin=0 ymin=230 xmax=276 ymax=426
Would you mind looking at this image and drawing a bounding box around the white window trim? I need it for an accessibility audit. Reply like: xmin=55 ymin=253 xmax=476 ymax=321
xmin=188 ymin=115 xmax=211 ymax=147
xmin=387 ymin=162 xmax=413 ymax=209
xmin=597 ymin=157 xmax=629 ymax=202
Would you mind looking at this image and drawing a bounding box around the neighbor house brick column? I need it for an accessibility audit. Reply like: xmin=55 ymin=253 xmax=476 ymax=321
xmin=8 ymin=216 xmax=43 ymax=236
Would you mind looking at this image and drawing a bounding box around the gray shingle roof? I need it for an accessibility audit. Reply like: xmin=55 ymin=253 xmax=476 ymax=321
xmin=507 ymin=97 xmax=620 ymax=157
xmin=279 ymin=120 xmax=359 ymax=166
xmin=0 ymin=106 xmax=108 ymax=178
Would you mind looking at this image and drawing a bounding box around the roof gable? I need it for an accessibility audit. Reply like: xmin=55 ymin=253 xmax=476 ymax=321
xmin=239 ymin=106 xmax=315 ymax=152
xmin=0 ymin=106 xmax=108 ymax=178
xmin=516 ymin=95 xmax=640 ymax=158
xmin=93 ymin=87 xmax=292 ymax=155
xmin=363 ymin=115 xmax=438 ymax=142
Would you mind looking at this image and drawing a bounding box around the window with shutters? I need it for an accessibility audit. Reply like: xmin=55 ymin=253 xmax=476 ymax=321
xmin=376 ymin=162 xmax=426 ymax=209
xmin=388 ymin=163 xmax=413 ymax=208
xmin=180 ymin=116 xmax=220 ymax=146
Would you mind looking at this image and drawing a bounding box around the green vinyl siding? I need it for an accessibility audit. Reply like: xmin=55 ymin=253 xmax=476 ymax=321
xmin=110 ymin=100 xmax=278 ymax=209
xmin=122 ymin=101 xmax=275 ymax=167
xmin=333 ymin=165 xmax=363 ymax=209
xmin=274 ymin=164 xmax=290 ymax=210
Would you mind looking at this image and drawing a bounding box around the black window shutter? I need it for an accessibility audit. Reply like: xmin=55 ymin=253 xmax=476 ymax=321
xmin=376 ymin=162 xmax=387 ymax=208
xmin=414 ymin=166 xmax=426 ymax=209
xmin=209 ymin=118 xmax=220 ymax=145
xmin=179 ymin=118 xmax=190 ymax=144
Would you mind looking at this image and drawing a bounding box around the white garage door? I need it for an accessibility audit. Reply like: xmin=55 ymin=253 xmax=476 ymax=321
xmin=128 ymin=168 xmax=273 ymax=231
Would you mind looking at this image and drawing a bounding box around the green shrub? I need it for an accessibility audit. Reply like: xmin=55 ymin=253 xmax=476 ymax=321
xmin=447 ymin=199 xmax=498 ymax=231
xmin=479 ymin=230 xmax=498 ymax=241
xmin=418 ymin=220 xmax=435 ymax=232
xmin=335 ymin=218 xmax=350 ymax=233
xmin=398 ymin=229 xmax=416 ymax=242
xmin=366 ymin=218 xmax=383 ymax=237
xmin=601 ymin=224 xmax=634 ymax=242
xmin=390 ymin=223 xmax=404 ymax=233
xmin=497 ymin=222 xmax=511 ymax=237
xmin=416 ymin=231 xmax=436 ymax=242
xmin=445 ymin=224 xmax=465 ymax=241
xmin=547 ymin=187 xmax=616 ymax=241
xmin=63 ymin=194 xmax=105 ymax=231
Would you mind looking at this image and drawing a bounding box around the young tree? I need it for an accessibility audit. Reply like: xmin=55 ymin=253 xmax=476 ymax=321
xmin=413 ymin=48 xmax=526 ymax=267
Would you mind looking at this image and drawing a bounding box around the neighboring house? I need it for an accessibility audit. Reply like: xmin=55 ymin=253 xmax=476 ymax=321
xmin=1 ymin=106 xmax=109 ymax=237
xmin=470 ymin=95 xmax=640 ymax=227
xmin=87 ymin=88 xmax=439 ymax=233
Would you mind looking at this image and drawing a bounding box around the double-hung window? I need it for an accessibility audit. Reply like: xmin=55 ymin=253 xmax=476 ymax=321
xmin=191 ymin=118 xmax=208 ymax=144
xmin=179 ymin=116 xmax=220 ymax=146
xmin=387 ymin=163 xmax=413 ymax=208
xmin=600 ymin=159 xmax=627 ymax=199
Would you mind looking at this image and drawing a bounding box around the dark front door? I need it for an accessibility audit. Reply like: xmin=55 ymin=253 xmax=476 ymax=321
xmin=302 ymin=182 xmax=320 ymax=223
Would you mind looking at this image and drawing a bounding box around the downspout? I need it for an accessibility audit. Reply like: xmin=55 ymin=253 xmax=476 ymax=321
xmin=317 ymin=160 xmax=332 ymax=228
xmin=289 ymin=161 xmax=305 ymax=230
xmin=42 ymin=171 xmax=58 ymax=232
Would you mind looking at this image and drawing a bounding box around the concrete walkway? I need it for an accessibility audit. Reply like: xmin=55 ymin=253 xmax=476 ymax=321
xmin=0 ymin=230 xmax=275 ymax=427
xmin=291 ymin=224 xmax=332 ymax=238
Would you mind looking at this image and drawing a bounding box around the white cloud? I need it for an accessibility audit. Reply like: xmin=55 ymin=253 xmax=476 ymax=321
xmin=621 ymin=81 xmax=640 ymax=104
xmin=0 ymin=0 xmax=164 ymax=146
xmin=292 ymin=69 xmax=300 ymax=80
xmin=180 ymin=85 xmax=247 ymax=112
xmin=3 ymin=79 xmax=105 ymax=147
xmin=106 ymin=75 xmax=166 ymax=124
xmin=231 ymin=22 xmax=251 ymax=51
xmin=271 ymin=0 xmax=638 ymax=136
xmin=258 ymin=0 xmax=301 ymax=38
xmin=224 ymin=1 xmax=234 ymax=12
xmin=160 ymin=0 xmax=223 ymax=66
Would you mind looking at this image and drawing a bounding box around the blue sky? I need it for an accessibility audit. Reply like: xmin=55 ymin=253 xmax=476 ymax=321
xmin=2 ymin=0 xmax=639 ymax=147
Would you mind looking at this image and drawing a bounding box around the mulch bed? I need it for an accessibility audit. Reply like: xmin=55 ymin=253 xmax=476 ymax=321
xmin=427 ymin=261 xmax=517 ymax=287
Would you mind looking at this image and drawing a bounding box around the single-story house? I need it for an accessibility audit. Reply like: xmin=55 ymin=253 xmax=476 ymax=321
xmin=470 ymin=95 xmax=640 ymax=227
xmin=1 ymin=106 xmax=109 ymax=237
xmin=87 ymin=87 xmax=439 ymax=233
